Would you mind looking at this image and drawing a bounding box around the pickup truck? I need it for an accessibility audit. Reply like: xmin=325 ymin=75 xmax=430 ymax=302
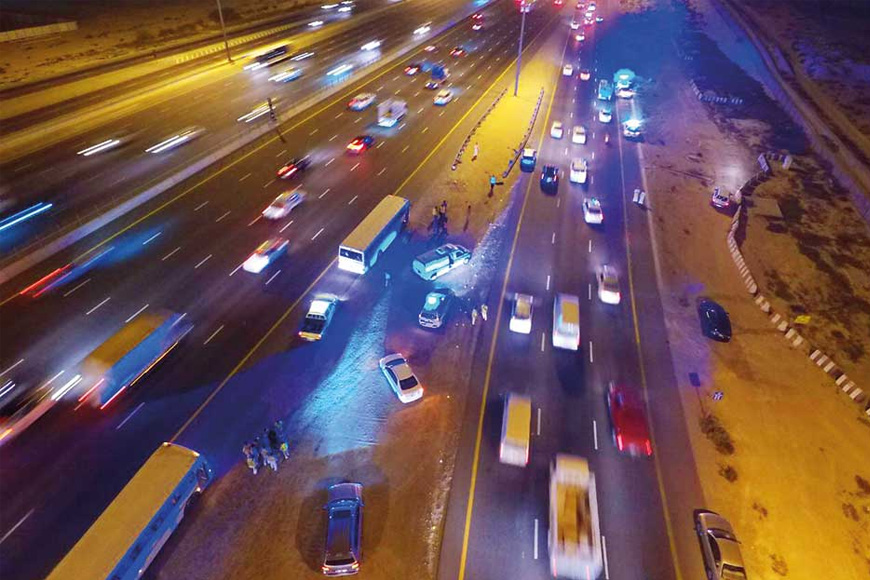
xmin=298 ymin=297 xmax=337 ymax=341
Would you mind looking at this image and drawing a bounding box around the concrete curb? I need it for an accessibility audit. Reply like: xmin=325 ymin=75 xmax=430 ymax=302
xmin=451 ymin=87 xmax=508 ymax=171
xmin=0 ymin=9 xmax=481 ymax=287
xmin=725 ymin=152 xmax=868 ymax=416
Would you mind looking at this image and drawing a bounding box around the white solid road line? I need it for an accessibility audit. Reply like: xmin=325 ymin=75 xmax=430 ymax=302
xmin=142 ymin=232 xmax=161 ymax=245
xmin=0 ymin=509 xmax=34 ymax=547
xmin=125 ymin=303 xmax=149 ymax=324
xmin=602 ymin=534 xmax=610 ymax=579
xmin=203 ymin=324 xmax=225 ymax=345
xmin=536 ymin=407 xmax=542 ymax=436
xmin=63 ymin=278 xmax=90 ymax=297
xmin=533 ymin=518 xmax=539 ymax=560
xmin=540 ymin=332 xmax=546 ymax=352
xmin=86 ymin=296 xmax=111 ymax=315
xmin=194 ymin=254 xmax=212 ymax=269
xmin=546 ymin=274 xmax=550 ymax=291
xmin=116 ymin=402 xmax=145 ymax=430
xmin=593 ymin=419 xmax=599 ymax=450
xmin=348 ymin=195 xmax=358 ymax=205
xmin=589 ymin=341 xmax=594 ymax=363
xmin=312 ymin=227 xmax=324 ymax=241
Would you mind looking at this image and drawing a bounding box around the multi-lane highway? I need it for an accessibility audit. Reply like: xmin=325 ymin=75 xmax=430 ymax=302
xmin=0 ymin=0 xmax=484 ymax=258
xmin=0 ymin=3 xmax=560 ymax=579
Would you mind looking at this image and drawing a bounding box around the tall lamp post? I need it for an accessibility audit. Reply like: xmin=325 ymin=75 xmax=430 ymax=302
xmin=514 ymin=1 xmax=531 ymax=96
xmin=216 ymin=0 xmax=233 ymax=63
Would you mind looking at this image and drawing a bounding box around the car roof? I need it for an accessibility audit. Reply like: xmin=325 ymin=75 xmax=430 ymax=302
xmin=571 ymin=158 xmax=586 ymax=169
xmin=610 ymin=386 xmax=650 ymax=442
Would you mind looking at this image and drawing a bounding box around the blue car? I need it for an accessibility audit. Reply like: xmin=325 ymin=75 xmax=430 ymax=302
xmin=520 ymin=148 xmax=537 ymax=173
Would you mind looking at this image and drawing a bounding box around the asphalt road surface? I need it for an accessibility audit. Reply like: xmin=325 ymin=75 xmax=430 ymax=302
xmin=0 ymin=3 xmax=558 ymax=579
xmin=0 ymin=0 xmax=483 ymax=258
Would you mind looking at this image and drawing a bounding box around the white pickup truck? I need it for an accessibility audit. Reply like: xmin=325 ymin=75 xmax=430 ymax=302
xmin=549 ymin=454 xmax=603 ymax=579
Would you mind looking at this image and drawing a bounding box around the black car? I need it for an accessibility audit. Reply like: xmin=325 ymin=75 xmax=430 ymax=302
xmin=540 ymin=164 xmax=559 ymax=193
xmin=323 ymin=483 xmax=364 ymax=576
xmin=276 ymin=155 xmax=311 ymax=179
xmin=698 ymin=299 xmax=732 ymax=342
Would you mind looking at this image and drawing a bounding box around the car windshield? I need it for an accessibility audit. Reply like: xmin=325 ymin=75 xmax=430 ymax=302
xmin=399 ymin=375 xmax=419 ymax=391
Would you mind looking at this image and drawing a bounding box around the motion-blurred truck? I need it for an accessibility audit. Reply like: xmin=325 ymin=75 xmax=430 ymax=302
xmin=79 ymin=311 xmax=192 ymax=409
xmin=377 ymin=98 xmax=408 ymax=128
xmin=549 ymin=454 xmax=603 ymax=579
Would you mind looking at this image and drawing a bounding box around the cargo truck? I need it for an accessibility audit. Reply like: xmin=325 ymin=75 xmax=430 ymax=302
xmin=377 ymin=98 xmax=408 ymax=128
xmin=549 ymin=454 xmax=603 ymax=579
xmin=79 ymin=311 xmax=192 ymax=409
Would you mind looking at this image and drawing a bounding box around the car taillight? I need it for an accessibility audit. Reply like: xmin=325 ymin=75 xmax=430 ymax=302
xmin=616 ymin=434 xmax=624 ymax=451
xmin=645 ymin=440 xmax=653 ymax=456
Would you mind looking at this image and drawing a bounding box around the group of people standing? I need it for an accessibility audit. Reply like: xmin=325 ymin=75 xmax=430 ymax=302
xmin=242 ymin=420 xmax=290 ymax=475
xmin=429 ymin=200 xmax=450 ymax=235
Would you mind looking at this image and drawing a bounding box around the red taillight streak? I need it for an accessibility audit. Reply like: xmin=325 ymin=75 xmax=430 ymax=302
xmin=616 ymin=434 xmax=624 ymax=450
xmin=19 ymin=266 xmax=70 ymax=296
xmin=645 ymin=440 xmax=653 ymax=456
xmin=78 ymin=379 xmax=104 ymax=403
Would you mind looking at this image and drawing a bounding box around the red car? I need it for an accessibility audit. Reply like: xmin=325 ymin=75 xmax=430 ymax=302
xmin=346 ymin=135 xmax=375 ymax=154
xmin=606 ymin=382 xmax=653 ymax=457
xmin=449 ymin=47 xmax=466 ymax=58
xmin=276 ymin=156 xmax=311 ymax=179
xmin=404 ymin=63 xmax=421 ymax=75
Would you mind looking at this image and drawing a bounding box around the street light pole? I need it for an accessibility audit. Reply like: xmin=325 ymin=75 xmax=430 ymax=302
xmin=514 ymin=3 xmax=528 ymax=96
xmin=216 ymin=0 xmax=232 ymax=63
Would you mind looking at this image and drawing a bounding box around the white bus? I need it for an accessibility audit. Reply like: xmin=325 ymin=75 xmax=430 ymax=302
xmin=552 ymin=293 xmax=581 ymax=350
xmin=47 ymin=443 xmax=212 ymax=580
xmin=338 ymin=195 xmax=410 ymax=274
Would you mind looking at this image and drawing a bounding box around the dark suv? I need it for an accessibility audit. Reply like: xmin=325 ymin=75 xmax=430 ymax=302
xmin=540 ymin=164 xmax=559 ymax=194
xmin=322 ymin=483 xmax=364 ymax=576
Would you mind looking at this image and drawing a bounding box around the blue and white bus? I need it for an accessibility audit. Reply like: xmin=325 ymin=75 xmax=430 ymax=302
xmin=338 ymin=195 xmax=410 ymax=274
xmin=46 ymin=443 xmax=212 ymax=580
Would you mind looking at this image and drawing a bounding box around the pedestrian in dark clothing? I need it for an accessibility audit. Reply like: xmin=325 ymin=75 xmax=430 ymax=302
xmin=267 ymin=428 xmax=281 ymax=452
xmin=441 ymin=200 xmax=448 ymax=214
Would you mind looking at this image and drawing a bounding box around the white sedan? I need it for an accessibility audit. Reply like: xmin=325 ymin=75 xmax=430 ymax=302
xmin=569 ymin=158 xmax=588 ymax=184
xmin=597 ymin=265 xmax=621 ymax=304
xmin=348 ymin=92 xmax=376 ymax=110
xmin=562 ymin=64 xmax=574 ymax=77
xmin=434 ymin=89 xmax=454 ymax=105
xmin=509 ymin=293 xmax=533 ymax=334
xmin=379 ymin=354 xmax=424 ymax=403
xmin=550 ymin=121 xmax=564 ymax=139
xmin=570 ymin=20 xmax=580 ymax=30
xmin=262 ymin=190 xmax=305 ymax=219
xmin=243 ymin=237 xmax=289 ymax=273
xmin=583 ymin=197 xmax=604 ymax=224
xmin=598 ymin=106 xmax=613 ymax=123
xmin=572 ymin=125 xmax=587 ymax=144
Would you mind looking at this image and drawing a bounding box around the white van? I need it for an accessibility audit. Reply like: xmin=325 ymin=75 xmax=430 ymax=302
xmin=552 ymin=293 xmax=580 ymax=350
xmin=499 ymin=393 xmax=531 ymax=467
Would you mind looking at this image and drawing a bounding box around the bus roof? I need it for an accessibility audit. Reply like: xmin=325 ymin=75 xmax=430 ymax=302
xmin=505 ymin=394 xmax=531 ymax=443
xmin=85 ymin=311 xmax=173 ymax=367
xmin=47 ymin=443 xmax=200 ymax=580
xmin=340 ymin=195 xmax=409 ymax=251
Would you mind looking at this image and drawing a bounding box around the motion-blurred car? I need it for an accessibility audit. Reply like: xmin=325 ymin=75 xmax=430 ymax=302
xmin=424 ymin=44 xmax=438 ymax=52
xmin=710 ymin=187 xmax=731 ymax=209
xmin=379 ymin=354 xmax=424 ymax=403
xmin=587 ymin=2 xmax=596 ymax=10
xmin=348 ymin=93 xmax=376 ymax=110
xmin=322 ymin=483 xmax=364 ymax=576
xmin=596 ymin=265 xmax=621 ymax=304
xmin=472 ymin=22 xmax=483 ymax=31
xmin=433 ymin=89 xmax=454 ymax=105
xmin=540 ymin=165 xmax=559 ymax=193
xmin=575 ymin=33 xmax=585 ymax=42
xmin=606 ymin=382 xmax=652 ymax=456
xmin=450 ymin=47 xmax=466 ymax=57
xmin=698 ymin=299 xmax=732 ymax=342
xmin=472 ymin=12 xmax=483 ymax=20
xmin=0 ymin=381 xmax=55 ymax=447
xmin=569 ymin=158 xmax=588 ymax=184
xmin=243 ymin=237 xmax=288 ymax=273
xmin=346 ymin=135 xmax=375 ymax=154
xmin=145 ymin=126 xmax=205 ymax=154
xmin=598 ymin=104 xmax=613 ymax=123
xmin=595 ymin=16 xmax=604 ymax=23
xmin=404 ymin=63 xmax=421 ymax=75
xmin=414 ymin=23 xmax=431 ymax=35
xmin=583 ymin=197 xmax=604 ymax=224
xmin=509 ymin=293 xmax=534 ymax=334
xmin=562 ymin=64 xmax=574 ymax=76
xmin=268 ymin=67 xmax=303 ymax=82
xmin=424 ymin=80 xmax=441 ymax=90
xmin=580 ymin=69 xmax=591 ymax=81
xmin=276 ymin=156 xmax=311 ymax=179
xmin=572 ymin=125 xmax=587 ymax=144
xmin=419 ymin=289 xmax=453 ymax=329
xmin=520 ymin=148 xmax=537 ymax=172
xmin=550 ymin=121 xmax=564 ymax=139
xmin=694 ymin=510 xmax=748 ymax=580
xmin=263 ymin=190 xmax=305 ymax=219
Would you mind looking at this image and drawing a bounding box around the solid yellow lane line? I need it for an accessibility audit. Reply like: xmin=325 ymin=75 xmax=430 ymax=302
xmin=616 ymin=108 xmax=685 ymax=580
xmin=456 ymin=25 xmax=567 ymax=580
xmin=171 ymin=10 xmax=554 ymax=442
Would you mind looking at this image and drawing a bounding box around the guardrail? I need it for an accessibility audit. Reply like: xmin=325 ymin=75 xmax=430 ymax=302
xmin=502 ymin=87 xmax=545 ymax=178
xmin=451 ymin=87 xmax=507 ymax=171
